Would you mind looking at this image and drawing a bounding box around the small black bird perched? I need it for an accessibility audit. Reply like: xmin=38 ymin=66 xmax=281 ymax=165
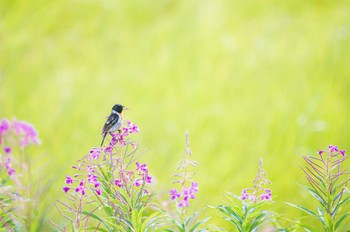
xmin=100 ymin=104 xmax=126 ymax=146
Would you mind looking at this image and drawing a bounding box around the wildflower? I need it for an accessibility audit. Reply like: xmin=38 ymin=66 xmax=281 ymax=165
xmin=75 ymin=180 xmax=86 ymax=196
xmin=340 ymin=150 xmax=346 ymax=156
xmin=328 ymin=145 xmax=339 ymax=153
xmin=178 ymin=198 xmax=190 ymax=208
xmin=135 ymin=179 xmax=142 ymax=187
xmin=4 ymin=158 xmax=15 ymax=176
xmin=96 ymin=188 xmax=101 ymax=195
xmin=136 ymin=162 xmax=148 ymax=173
xmin=12 ymin=119 xmax=40 ymax=148
xmin=114 ymin=179 xmax=122 ymax=187
xmin=90 ymin=148 xmax=101 ymax=160
xmin=65 ymin=176 xmax=73 ymax=184
xmin=0 ymin=118 xmax=10 ymax=137
xmin=170 ymin=189 xmax=181 ymax=200
xmin=146 ymin=174 xmax=152 ymax=184
xmin=241 ymin=159 xmax=272 ymax=203
xmin=191 ymin=182 xmax=199 ymax=193
xmin=63 ymin=187 xmax=70 ymax=193
xmin=3 ymin=146 xmax=11 ymax=154
xmin=127 ymin=120 xmax=140 ymax=134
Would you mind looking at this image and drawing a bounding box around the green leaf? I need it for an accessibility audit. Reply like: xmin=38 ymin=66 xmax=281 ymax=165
xmin=217 ymin=206 xmax=242 ymax=231
xmin=335 ymin=212 xmax=350 ymax=230
xmin=218 ymin=205 xmax=243 ymax=225
xmin=300 ymin=185 xmax=326 ymax=208
xmin=189 ymin=217 xmax=210 ymax=232
xmin=285 ymin=202 xmax=325 ymax=226
xmin=82 ymin=211 xmax=112 ymax=232
xmin=250 ymin=211 xmax=269 ymax=230
xmin=333 ymin=195 xmax=350 ymax=218
xmin=185 ymin=211 xmax=199 ymax=226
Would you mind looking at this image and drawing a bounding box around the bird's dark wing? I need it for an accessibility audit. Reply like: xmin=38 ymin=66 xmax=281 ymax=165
xmin=102 ymin=113 xmax=119 ymax=134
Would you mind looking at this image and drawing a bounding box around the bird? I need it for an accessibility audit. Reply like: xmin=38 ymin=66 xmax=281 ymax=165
xmin=100 ymin=104 xmax=126 ymax=146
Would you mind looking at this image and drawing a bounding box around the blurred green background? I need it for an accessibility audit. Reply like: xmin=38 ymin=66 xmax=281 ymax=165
xmin=1 ymin=0 xmax=350 ymax=230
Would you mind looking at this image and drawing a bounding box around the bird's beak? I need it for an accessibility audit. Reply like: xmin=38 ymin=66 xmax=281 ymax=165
xmin=123 ymin=106 xmax=130 ymax=110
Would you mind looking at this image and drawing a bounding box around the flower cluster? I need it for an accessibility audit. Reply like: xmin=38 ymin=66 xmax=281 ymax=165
xmin=62 ymin=150 xmax=103 ymax=196
xmin=0 ymin=118 xmax=10 ymax=144
xmin=241 ymin=159 xmax=272 ymax=203
xmin=103 ymin=120 xmax=140 ymax=152
xmin=318 ymin=144 xmax=346 ymax=157
xmin=170 ymin=182 xmax=199 ymax=207
xmin=62 ymin=120 xmax=148 ymax=197
xmin=0 ymin=118 xmax=40 ymax=148
xmin=0 ymin=118 xmax=40 ymax=177
xmin=113 ymin=161 xmax=153 ymax=189
xmin=241 ymin=188 xmax=272 ymax=202
xmin=3 ymin=157 xmax=15 ymax=176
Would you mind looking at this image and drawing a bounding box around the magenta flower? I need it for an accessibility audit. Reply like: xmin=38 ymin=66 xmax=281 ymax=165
xmin=3 ymin=146 xmax=11 ymax=154
xmin=12 ymin=119 xmax=40 ymax=148
xmin=178 ymin=198 xmax=190 ymax=208
xmin=65 ymin=175 xmax=73 ymax=184
xmin=96 ymin=188 xmax=101 ymax=195
xmin=191 ymin=182 xmax=199 ymax=193
xmin=146 ymin=174 xmax=152 ymax=184
xmin=7 ymin=168 xmax=15 ymax=176
xmin=136 ymin=162 xmax=148 ymax=173
xmin=328 ymin=145 xmax=339 ymax=153
xmin=63 ymin=187 xmax=70 ymax=193
xmin=134 ymin=179 xmax=142 ymax=187
xmin=90 ymin=148 xmax=101 ymax=160
xmin=170 ymin=189 xmax=181 ymax=200
xmin=340 ymin=150 xmax=346 ymax=156
xmin=114 ymin=179 xmax=122 ymax=187
xmin=75 ymin=180 xmax=86 ymax=195
xmin=127 ymin=120 xmax=140 ymax=134
xmin=0 ymin=118 xmax=10 ymax=135
xmin=4 ymin=158 xmax=15 ymax=176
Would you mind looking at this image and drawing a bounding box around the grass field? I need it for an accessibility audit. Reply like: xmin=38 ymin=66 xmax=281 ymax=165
xmin=1 ymin=0 xmax=350 ymax=230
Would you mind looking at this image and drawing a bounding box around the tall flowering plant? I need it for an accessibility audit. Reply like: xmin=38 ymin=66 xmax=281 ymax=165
xmin=287 ymin=145 xmax=350 ymax=231
xmin=216 ymin=159 xmax=274 ymax=232
xmin=0 ymin=118 xmax=41 ymax=230
xmin=160 ymin=132 xmax=208 ymax=231
xmin=54 ymin=120 xmax=161 ymax=231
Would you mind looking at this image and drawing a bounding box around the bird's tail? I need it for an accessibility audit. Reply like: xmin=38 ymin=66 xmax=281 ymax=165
xmin=101 ymin=132 xmax=107 ymax=147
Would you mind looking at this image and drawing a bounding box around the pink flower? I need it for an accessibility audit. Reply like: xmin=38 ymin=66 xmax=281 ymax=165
xmin=63 ymin=187 xmax=70 ymax=193
xmin=3 ymin=146 xmax=11 ymax=154
xmin=134 ymin=179 xmax=142 ymax=187
xmin=146 ymin=174 xmax=152 ymax=184
xmin=136 ymin=162 xmax=148 ymax=173
xmin=12 ymin=119 xmax=40 ymax=148
xmin=90 ymin=148 xmax=101 ymax=160
xmin=65 ymin=175 xmax=73 ymax=184
xmin=114 ymin=179 xmax=122 ymax=187
xmin=170 ymin=189 xmax=181 ymax=200
xmin=75 ymin=180 xmax=86 ymax=195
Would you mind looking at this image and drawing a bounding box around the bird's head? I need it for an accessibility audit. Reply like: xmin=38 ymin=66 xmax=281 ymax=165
xmin=112 ymin=104 xmax=127 ymax=113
